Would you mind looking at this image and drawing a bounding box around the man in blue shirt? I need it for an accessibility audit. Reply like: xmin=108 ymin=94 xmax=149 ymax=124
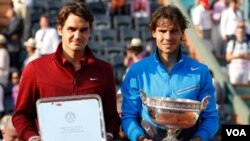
xmin=121 ymin=5 xmax=219 ymax=141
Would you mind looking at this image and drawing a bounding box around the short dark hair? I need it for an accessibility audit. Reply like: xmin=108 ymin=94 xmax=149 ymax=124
xmin=56 ymin=0 xmax=94 ymax=28
xmin=148 ymin=5 xmax=189 ymax=31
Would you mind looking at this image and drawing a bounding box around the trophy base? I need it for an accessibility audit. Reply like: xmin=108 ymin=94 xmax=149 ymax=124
xmin=163 ymin=136 xmax=179 ymax=141
xmin=162 ymin=128 xmax=179 ymax=141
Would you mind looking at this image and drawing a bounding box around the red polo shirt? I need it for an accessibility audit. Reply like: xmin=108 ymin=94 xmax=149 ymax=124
xmin=12 ymin=43 xmax=120 ymax=140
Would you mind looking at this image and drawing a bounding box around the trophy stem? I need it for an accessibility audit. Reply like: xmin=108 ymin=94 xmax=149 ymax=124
xmin=162 ymin=128 xmax=179 ymax=141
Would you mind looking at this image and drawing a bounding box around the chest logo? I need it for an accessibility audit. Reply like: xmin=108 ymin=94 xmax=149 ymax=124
xmin=191 ymin=67 xmax=201 ymax=71
xmin=90 ymin=77 xmax=99 ymax=81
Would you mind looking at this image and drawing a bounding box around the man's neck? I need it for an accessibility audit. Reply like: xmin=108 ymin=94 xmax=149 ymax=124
xmin=63 ymin=49 xmax=85 ymax=71
xmin=159 ymin=51 xmax=179 ymax=72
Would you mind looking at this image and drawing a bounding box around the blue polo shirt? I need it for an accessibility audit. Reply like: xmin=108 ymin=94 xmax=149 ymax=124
xmin=121 ymin=52 xmax=219 ymax=141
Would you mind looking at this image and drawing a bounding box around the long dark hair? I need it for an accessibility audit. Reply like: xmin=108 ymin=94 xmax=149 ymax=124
xmin=148 ymin=5 xmax=189 ymax=31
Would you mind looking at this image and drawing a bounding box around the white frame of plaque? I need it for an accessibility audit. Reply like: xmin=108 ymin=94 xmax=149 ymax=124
xmin=36 ymin=94 xmax=107 ymax=141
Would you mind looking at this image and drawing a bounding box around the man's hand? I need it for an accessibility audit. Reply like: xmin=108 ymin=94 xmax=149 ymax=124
xmin=106 ymin=133 xmax=113 ymax=141
xmin=191 ymin=136 xmax=202 ymax=141
xmin=107 ymin=135 xmax=113 ymax=141
xmin=143 ymin=139 xmax=153 ymax=141
xmin=138 ymin=135 xmax=153 ymax=141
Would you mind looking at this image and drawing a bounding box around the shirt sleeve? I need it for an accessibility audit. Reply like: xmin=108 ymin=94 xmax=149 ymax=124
xmin=194 ymin=67 xmax=220 ymax=141
xmin=12 ymin=63 xmax=40 ymax=141
xmin=121 ymin=67 xmax=145 ymax=141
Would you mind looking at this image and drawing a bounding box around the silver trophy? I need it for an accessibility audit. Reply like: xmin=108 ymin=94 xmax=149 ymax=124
xmin=140 ymin=90 xmax=210 ymax=141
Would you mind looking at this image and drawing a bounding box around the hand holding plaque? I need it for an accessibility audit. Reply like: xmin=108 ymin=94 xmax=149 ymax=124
xmin=36 ymin=95 xmax=107 ymax=141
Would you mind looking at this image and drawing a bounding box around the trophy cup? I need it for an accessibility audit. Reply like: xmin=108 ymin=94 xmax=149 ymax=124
xmin=140 ymin=90 xmax=210 ymax=141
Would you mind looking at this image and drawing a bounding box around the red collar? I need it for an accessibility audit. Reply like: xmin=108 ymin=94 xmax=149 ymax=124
xmin=53 ymin=42 xmax=96 ymax=67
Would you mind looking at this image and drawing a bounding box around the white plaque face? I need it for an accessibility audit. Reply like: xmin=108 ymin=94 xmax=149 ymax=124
xmin=36 ymin=95 xmax=106 ymax=141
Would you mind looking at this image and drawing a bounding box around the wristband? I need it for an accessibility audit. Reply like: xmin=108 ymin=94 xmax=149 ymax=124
xmin=106 ymin=132 xmax=113 ymax=139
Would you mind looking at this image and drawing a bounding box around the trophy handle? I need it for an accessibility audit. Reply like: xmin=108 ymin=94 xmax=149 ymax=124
xmin=139 ymin=90 xmax=148 ymax=105
xmin=201 ymin=96 xmax=210 ymax=110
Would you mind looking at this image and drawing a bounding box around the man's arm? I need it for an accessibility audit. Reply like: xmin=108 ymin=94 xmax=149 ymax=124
xmin=121 ymin=68 xmax=146 ymax=141
xmin=12 ymin=63 xmax=40 ymax=141
xmin=193 ymin=67 xmax=219 ymax=140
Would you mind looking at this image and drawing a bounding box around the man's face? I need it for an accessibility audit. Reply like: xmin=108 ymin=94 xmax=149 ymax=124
xmin=152 ymin=18 xmax=183 ymax=55
xmin=57 ymin=13 xmax=90 ymax=53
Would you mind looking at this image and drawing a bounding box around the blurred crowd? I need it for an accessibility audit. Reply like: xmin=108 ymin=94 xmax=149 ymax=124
xmin=190 ymin=0 xmax=250 ymax=85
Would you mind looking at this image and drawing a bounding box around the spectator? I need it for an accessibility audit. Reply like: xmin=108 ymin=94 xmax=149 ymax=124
xmin=130 ymin=0 xmax=151 ymax=18
xmin=192 ymin=0 xmax=216 ymax=55
xmin=220 ymin=0 xmax=244 ymax=42
xmin=0 ymin=115 xmax=23 ymax=141
xmin=0 ymin=34 xmax=10 ymax=118
xmin=0 ymin=85 xmax=4 ymax=118
xmin=211 ymin=0 xmax=228 ymax=56
xmin=212 ymin=0 xmax=228 ymax=26
xmin=226 ymin=23 xmax=250 ymax=84
xmin=0 ymin=34 xmax=10 ymax=87
xmin=22 ymin=38 xmax=40 ymax=68
xmin=11 ymin=70 xmax=20 ymax=107
xmin=2 ymin=8 xmax=23 ymax=70
xmin=34 ymin=14 xmax=60 ymax=56
xmin=118 ymin=37 xmax=149 ymax=104
xmin=110 ymin=0 xmax=126 ymax=16
xmin=0 ymin=115 xmax=11 ymax=139
xmin=124 ymin=38 xmax=149 ymax=68
xmin=157 ymin=0 xmax=167 ymax=6
xmin=189 ymin=0 xmax=200 ymax=18
xmin=12 ymin=0 xmax=34 ymax=40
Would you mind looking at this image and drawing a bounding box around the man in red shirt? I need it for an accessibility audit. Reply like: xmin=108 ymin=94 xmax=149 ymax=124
xmin=12 ymin=1 xmax=120 ymax=141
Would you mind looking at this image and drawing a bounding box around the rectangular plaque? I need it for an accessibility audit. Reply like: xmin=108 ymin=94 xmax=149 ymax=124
xmin=36 ymin=94 xmax=106 ymax=141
